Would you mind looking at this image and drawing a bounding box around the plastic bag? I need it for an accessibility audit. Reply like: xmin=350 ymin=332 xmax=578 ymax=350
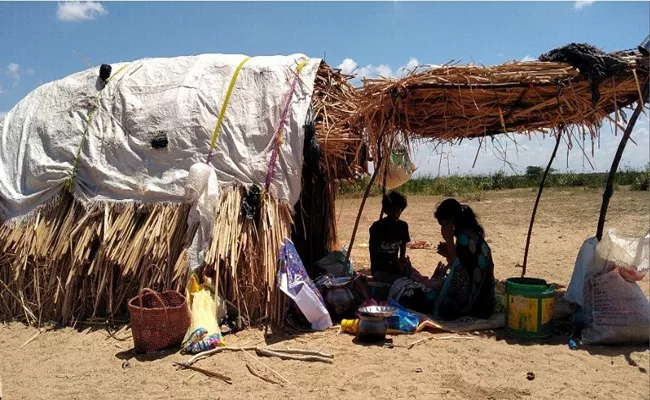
xmin=182 ymin=273 xmax=225 ymax=354
xmin=596 ymin=229 xmax=649 ymax=282
xmin=582 ymin=269 xmax=650 ymax=345
xmin=278 ymin=239 xmax=332 ymax=331
xmin=565 ymin=237 xmax=607 ymax=306
xmin=383 ymin=148 xmax=417 ymax=190
xmin=185 ymin=163 xmax=220 ymax=271
xmin=315 ymin=248 xmax=353 ymax=277
xmin=385 ymin=299 xmax=419 ymax=333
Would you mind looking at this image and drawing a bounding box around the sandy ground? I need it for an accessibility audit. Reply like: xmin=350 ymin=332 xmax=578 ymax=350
xmin=1 ymin=188 xmax=649 ymax=400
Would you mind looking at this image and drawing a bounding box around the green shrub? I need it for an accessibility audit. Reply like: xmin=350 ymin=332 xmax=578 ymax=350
xmin=336 ymin=167 xmax=648 ymax=197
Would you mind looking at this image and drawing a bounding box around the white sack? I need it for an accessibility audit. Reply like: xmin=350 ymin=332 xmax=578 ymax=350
xmin=0 ymin=54 xmax=321 ymax=219
xmin=582 ymin=269 xmax=650 ymax=345
xmin=565 ymin=237 xmax=607 ymax=307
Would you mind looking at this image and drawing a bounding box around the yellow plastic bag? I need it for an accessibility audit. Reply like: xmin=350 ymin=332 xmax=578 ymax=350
xmin=182 ymin=273 xmax=225 ymax=352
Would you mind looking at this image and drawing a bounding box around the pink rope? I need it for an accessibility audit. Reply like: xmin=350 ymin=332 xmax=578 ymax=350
xmin=265 ymin=65 xmax=305 ymax=191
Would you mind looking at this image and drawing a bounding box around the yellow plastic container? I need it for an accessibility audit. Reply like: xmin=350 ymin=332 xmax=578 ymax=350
xmin=340 ymin=319 xmax=359 ymax=334
xmin=505 ymin=277 xmax=555 ymax=340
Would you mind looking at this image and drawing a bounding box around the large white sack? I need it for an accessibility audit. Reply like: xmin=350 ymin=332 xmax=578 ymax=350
xmin=582 ymin=268 xmax=650 ymax=345
xmin=0 ymin=54 xmax=321 ymax=219
xmin=565 ymin=237 xmax=607 ymax=307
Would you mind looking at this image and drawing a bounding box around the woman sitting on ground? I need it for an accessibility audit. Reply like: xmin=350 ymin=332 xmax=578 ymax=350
xmin=391 ymin=198 xmax=495 ymax=320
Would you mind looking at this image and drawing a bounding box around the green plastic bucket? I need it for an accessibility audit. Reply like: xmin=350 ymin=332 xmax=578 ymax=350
xmin=505 ymin=277 xmax=555 ymax=340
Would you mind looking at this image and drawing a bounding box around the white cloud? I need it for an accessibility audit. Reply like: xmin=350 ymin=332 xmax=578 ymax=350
xmin=397 ymin=58 xmax=419 ymax=77
xmin=375 ymin=64 xmax=393 ymax=78
xmin=337 ymin=58 xmax=358 ymax=75
xmin=574 ymin=0 xmax=595 ymax=10
xmin=57 ymin=1 xmax=107 ymax=22
xmin=337 ymin=57 xmax=424 ymax=83
xmin=7 ymin=63 xmax=21 ymax=87
xmin=521 ymin=55 xmax=536 ymax=62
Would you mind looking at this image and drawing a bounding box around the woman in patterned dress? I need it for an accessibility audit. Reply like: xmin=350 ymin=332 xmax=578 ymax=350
xmin=393 ymin=198 xmax=496 ymax=320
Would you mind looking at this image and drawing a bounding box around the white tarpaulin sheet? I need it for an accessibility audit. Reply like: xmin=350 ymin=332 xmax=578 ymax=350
xmin=0 ymin=54 xmax=321 ymax=219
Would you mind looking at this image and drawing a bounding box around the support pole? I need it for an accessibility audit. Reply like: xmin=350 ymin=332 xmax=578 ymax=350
xmin=521 ymin=131 xmax=563 ymax=277
xmin=346 ymin=165 xmax=379 ymax=265
xmin=596 ymin=93 xmax=648 ymax=241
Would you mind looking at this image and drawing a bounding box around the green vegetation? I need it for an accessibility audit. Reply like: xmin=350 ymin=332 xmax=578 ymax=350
xmin=338 ymin=165 xmax=650 ymax=199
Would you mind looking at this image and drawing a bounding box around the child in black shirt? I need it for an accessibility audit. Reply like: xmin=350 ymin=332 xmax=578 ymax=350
xmin=369 ymin=191 xmax=412 ymax=284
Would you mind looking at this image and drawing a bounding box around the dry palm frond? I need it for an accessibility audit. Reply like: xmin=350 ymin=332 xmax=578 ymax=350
xmin=313 ymin=62 xmax=366 ymax=181
xmin=0 ymin=192 xmax=192 ymax=326
xmin=353 ymin=51 xmax=649 ymax=165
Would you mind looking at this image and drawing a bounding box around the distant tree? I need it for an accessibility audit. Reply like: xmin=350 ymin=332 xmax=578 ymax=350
xmin=525 ymin=166 xmax=556 ymax=182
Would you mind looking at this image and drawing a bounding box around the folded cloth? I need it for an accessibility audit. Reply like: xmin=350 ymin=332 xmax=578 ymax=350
xmin=388 ymin=277 xmax=432 ymax=303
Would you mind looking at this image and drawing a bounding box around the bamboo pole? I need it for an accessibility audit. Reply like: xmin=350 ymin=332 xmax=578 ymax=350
xmin=521 ymin=130 xmax=563 ymax=277
xmin=596 ymin=86 xmax=648 ymax=241
xmin=345 ymin=166 xmax=379 ymax=265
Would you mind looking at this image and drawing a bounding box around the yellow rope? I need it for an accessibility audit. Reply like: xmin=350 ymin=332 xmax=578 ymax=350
xmin=206 ymin=56 xmax=251 ymax=161
xmin=65 ymin=64 xmax=130 ymax=192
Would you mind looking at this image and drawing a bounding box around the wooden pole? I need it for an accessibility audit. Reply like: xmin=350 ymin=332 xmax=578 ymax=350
xmin=596 ymin=91 xmax=648 ymax=241
xmin=378 ymin=150 xmax=390 ymax=220
xmin=521 ymin=130 xmax=563 ymax=278
xmin=345 ymin=165 xmax=379 ymax=265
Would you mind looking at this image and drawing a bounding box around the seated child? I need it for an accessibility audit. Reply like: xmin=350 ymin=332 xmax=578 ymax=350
xmin=369 ymin=191 xmax=413 ymax=284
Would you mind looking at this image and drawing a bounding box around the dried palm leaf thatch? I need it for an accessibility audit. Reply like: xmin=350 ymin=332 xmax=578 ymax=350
xmin=203 ymin=185 xmax=293 ymax=328
xmin=0 ymin=191 xmax=192 ymax=326
xmin=313 ymin=62 xmax=367 ymax=181
xmin=0 ymin=185 xmax=293 ymax=328
xmin=354 ymin=48 xmax=649 ymax=164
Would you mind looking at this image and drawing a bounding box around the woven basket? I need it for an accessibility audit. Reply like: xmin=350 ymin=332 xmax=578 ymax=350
xmin=128 ymin=288 xmax=191 ymax=353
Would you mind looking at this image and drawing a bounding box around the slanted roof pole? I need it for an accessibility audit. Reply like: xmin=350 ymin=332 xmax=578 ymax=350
xmin=596 ymin=82 xmax=649 ymax=241
xmin=521 ymin=128 xmax=563 ymax=278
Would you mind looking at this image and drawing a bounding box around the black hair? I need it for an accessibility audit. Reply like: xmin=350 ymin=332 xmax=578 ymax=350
xmin=382 ymin=191 xmax=408 ymax=214
xmin=434 ymin=198 xmax=485 ymax=237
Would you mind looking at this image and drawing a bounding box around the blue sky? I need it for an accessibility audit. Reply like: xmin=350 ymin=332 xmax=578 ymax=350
xmin=0 ymin=1 xmax=648 ymax=175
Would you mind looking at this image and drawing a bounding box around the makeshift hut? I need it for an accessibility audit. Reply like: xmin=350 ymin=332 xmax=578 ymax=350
xmin=345 ymin=43 xmax=649 ymax=271
xmin=0 ymin=54 xmax=365 ymax=327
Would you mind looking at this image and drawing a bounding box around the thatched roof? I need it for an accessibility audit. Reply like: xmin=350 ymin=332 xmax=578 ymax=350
xmin=313 ymin=63 xmax=366 ymax=181
xmin=353 ymin=46 xmax=649 ymax=164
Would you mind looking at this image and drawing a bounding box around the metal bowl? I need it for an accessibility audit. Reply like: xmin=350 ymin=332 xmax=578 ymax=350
xmin=323 ymin=276 xmax=353 ymax=289
xmin=357 ymin=305 xmax=397 ymax=319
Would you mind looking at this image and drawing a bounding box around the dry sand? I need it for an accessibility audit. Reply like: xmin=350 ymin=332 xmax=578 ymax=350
xmin=1 ymin=188 xmax=648 ymax=400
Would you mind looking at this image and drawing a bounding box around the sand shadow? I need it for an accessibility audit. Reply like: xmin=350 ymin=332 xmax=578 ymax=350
xmin=351 ymin=337 xmax=394 ymax=347
xmin=115 ymin=347 xmax=179 ymax=363
xmin=465 ymin=283 xmax=648 ymax=371
xmin=584 ymin=345 xmax=649 ymax=374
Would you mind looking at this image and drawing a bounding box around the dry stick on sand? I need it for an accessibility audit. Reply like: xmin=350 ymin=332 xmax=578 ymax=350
xmin=255 ymin=348 xmax=334 ymax=364
xmin=246 ymin=363 xmax=283 ymax=386
xmin=173 ymin=362 xmax=232 ymax=385
xmin=405 ymin=335 xmax=475 ymax=350
xmin=240 ymin=348 xmax=292 ymax=386
xmin=20 ymin=328 xmax=44 ymax=348
xmin=183 ymin=346 xmax=333 ymax=367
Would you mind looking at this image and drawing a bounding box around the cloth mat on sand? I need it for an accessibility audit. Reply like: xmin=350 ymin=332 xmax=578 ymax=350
xmin=413 ymin=311 xmax=506 ymax=333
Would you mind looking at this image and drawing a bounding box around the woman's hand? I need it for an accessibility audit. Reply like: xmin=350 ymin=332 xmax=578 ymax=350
xmin=422 ymin=277 xmax=444 ymax=289
xmin=431 ymin=261 xmax=449 ymax=280
xmin=436 ymin=241 xmax=448 ymax=257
